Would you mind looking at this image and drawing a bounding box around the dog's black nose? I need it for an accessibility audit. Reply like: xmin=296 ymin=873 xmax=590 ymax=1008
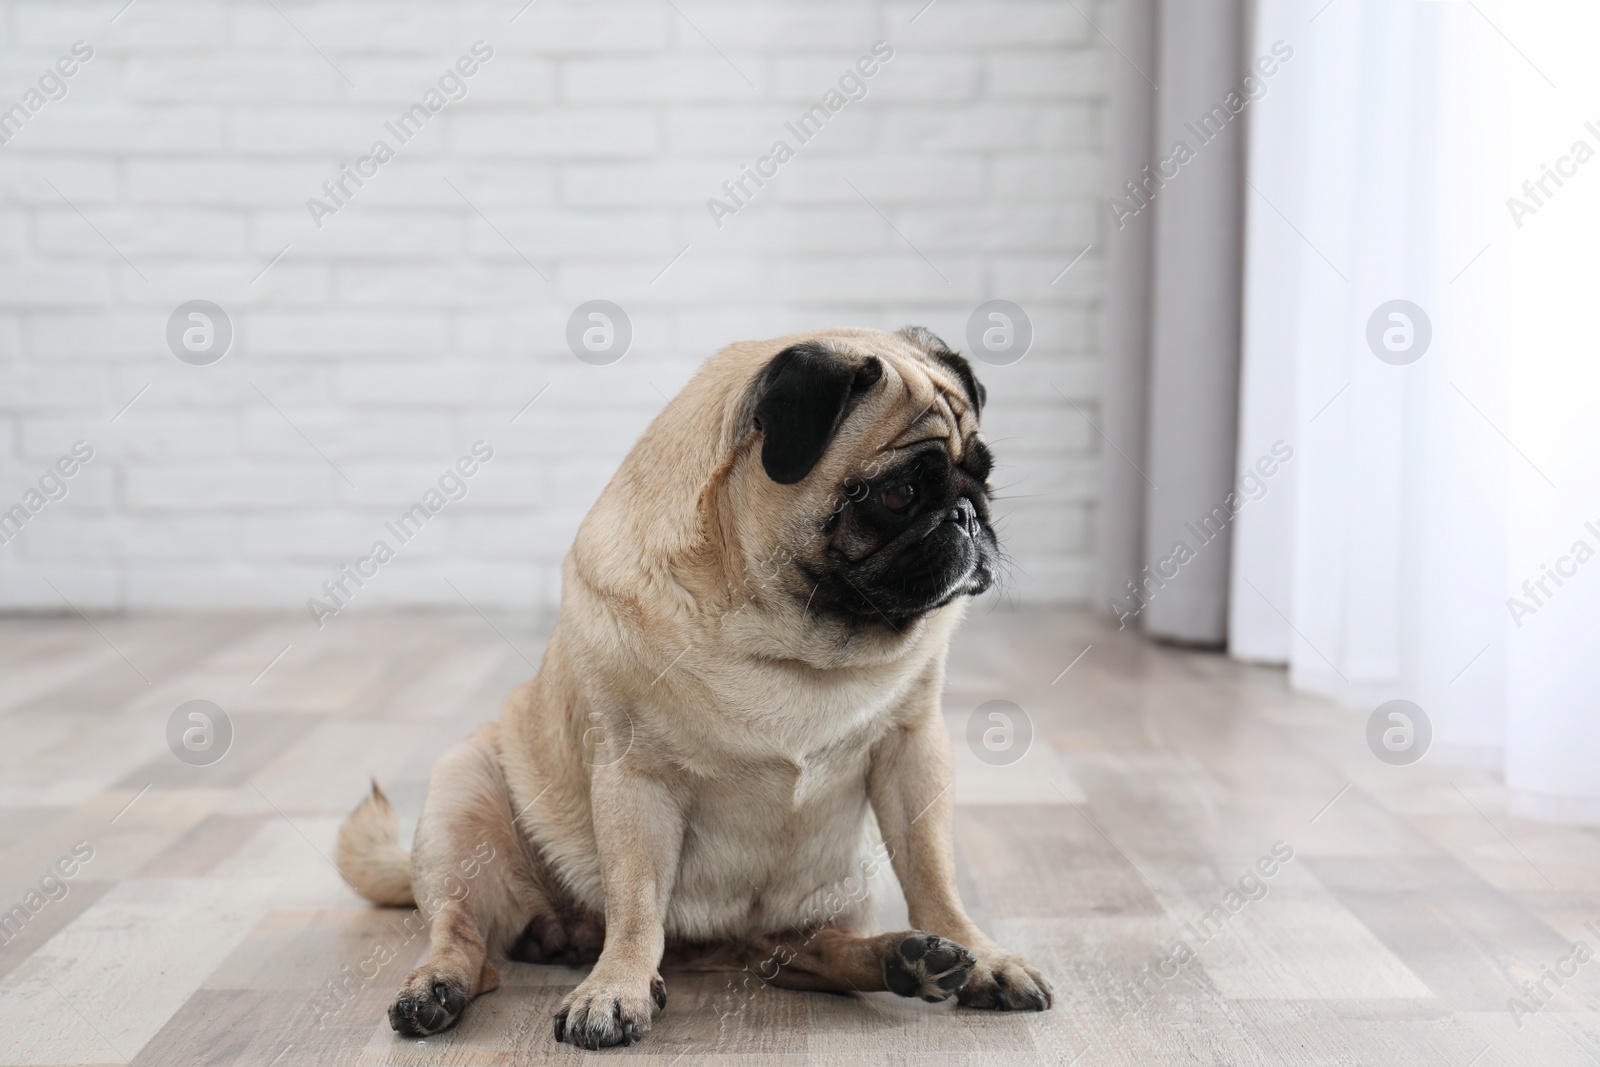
xmin=946 ymin=499 xmax=976 ymax=535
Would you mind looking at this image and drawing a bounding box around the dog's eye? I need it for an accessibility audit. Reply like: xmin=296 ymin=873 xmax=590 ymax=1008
xmin=880 ymin=482 xmax=918 ymax=514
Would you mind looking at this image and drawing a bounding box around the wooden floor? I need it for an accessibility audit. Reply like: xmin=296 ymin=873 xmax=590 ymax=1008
xmin=0 ymin=606 xmax=1597 ymax=1066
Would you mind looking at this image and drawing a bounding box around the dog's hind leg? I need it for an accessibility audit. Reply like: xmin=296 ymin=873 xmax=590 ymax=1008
xmin=387 ymin=724 xmax=542 ymax=1037
xmin=736 ymin=927 xmax=977 ymax=1002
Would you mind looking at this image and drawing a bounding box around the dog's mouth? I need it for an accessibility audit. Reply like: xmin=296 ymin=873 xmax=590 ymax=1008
xmin=806 ymin=448 xmax=998 ymax=629
xmin=827 ymin=507 xmax=996 ymax=626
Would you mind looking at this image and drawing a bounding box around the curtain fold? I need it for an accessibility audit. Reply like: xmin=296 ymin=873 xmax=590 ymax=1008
xmin=1094 ymin=0 xmax=1157 ymax=625
xmin=1096 ymin=0 xmax=1246 ymax=647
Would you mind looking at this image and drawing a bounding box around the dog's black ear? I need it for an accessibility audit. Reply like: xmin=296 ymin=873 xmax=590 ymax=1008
xmin=752 ymin=343 xmax=882 ymax=484
xmin=897 ymin=325 xmax=986 ymax=415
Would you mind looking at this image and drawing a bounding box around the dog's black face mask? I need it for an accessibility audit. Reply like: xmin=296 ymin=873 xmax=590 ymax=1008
xmin=750 ymin=333 xmax=997 ymax=629
xmin=823 ymin=440 xmax=997 ymax=625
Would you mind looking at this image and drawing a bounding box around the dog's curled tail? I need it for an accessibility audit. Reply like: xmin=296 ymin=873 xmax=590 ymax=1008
xmin=336 ymin=780 xmax=415 ymax=907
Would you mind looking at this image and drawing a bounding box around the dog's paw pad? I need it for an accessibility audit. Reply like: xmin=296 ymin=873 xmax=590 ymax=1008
xmin=884 ymin=933 xmax=976 ymax=1002
xmin=389 ymin=977 xmax=468 ymax=1036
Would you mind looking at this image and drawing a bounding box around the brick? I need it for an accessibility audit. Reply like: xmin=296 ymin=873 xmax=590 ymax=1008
xmin=560 ymin=158 xmax=755 ymax=207
xmin=254 ymin=209 xmax=462 ymax=258
xmin=227 ymin=106 xmax=402 ymax=156
xmin=876 ymin=103 xmax=1097 ymax=152
xmin=124 ymin=462 xmax=340 ymax=509
xmin=444 ymin=511 xmax=586 ymax=555
xmin=773 ymin=255 xmax=983 ymax=301
xmin=466 ymin=208 xmax=676 ymax=260
xmin=335 ymin=360 xmax=542 ymax=405
xmin=455 ymin=308 xmax=572 ymax=355
xmin=987 ymin=50 xmax=1104 ymax=99
xmin=776 ymin=157 xmax=985 ymax=204
xmin=897 ymin=3 xmax=1092 ymax=47
xmin=243 ymin=408 xmax=455 ymax=460
xmin=442 ymin=458 xmax=553 ymax=508
xmin=0 ymin=265 xmax=111 ymax=308
xmin=124 ymin=564 xmax=330 ymax=609
xmin=0 ymin=160 xmax=119 ymax=205
xmin=774 ymin=54 xmax=978 ymax=103
xmin=116 ymin=364 xmax=332 ymax=409
xmin=991 ymin=252 xmax=1100 ymax=299
xmin=497 ymin=5 xmax=670 ymax=54
xmin=451 ymin=110 xmax=660 ymax=157
xmin=34 ymin=208 xmax=249 ymax=258
xmin=558 ymin=255 xmax=772 ymax=302
xmin=895 ymin=203 xmax=1100 ymax=251
xmin=0 ymin=363 xmax=110 ymax=410
xmin=349 ymin=159 xmax=559 ymax=208
xmin=664 ymin=104 xmax=879 ymax=155
xmin=26 ymin=312 xmax=164 ymax=359
xmin=15 ymin=3 xmax=228 ymax=48
xmin=709 ymin=205 xmax=892 ymax=254
xmin=19 ymin=514 xmax=235 ymax=563
xmin=239 ymin=512 xmax=439 ymax=561
xmin=560 ymin=55 xmax=767 ymax=103
xmin=230 ymin=7 xmax=458 ymax=51
xmin=249 ymin=311 xmax=450 ymax=355
xmin=114 ymin=262 xmax=333 ymax=310
xmin=335 ymin=263 xmax=548 ymax=308
xmin=123 ymin=55 xmax=347 ymax=102
xmin=72 ymin=411 xmax=240 ymax=460
xmin=126 ymin=159 xmax=333 ymax=206
xmin=666 ymin=6 xmax=877 ymax=48
xmin=12 ymin=106 xmax=226 ymax=153
xmin=359 ymin=559 xmax=549 ymax=608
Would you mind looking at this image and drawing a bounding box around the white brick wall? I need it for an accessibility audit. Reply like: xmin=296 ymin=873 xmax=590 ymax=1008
xmin=0 ymin=0 xmax=1106 ymax=614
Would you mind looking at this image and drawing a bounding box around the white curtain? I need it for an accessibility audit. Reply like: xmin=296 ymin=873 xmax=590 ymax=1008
xmin=1233 ymin=0 xmax=1600 ymax=820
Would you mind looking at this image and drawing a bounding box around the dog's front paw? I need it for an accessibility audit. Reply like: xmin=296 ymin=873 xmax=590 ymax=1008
xmin=553 ymin=971 xmax=666 ymax=1049
xmin=389 ymin=973 xmax=469 ymax=1036
xmin=883 ymin=932 xmax=977 ymax=1002
xmin=956 ymin=952 xmax=1053 ymax=1011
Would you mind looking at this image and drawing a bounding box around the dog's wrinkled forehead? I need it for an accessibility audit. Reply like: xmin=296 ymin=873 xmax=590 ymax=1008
xmin=885 ymin=360 xmax=981 ymax=464
xmin=747 ymin=327 xmax=985 ymax=487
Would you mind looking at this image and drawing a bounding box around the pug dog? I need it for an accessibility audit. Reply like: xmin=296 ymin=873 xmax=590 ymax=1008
xmin=337 ymin=326 xmax=1053 ymax=1049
